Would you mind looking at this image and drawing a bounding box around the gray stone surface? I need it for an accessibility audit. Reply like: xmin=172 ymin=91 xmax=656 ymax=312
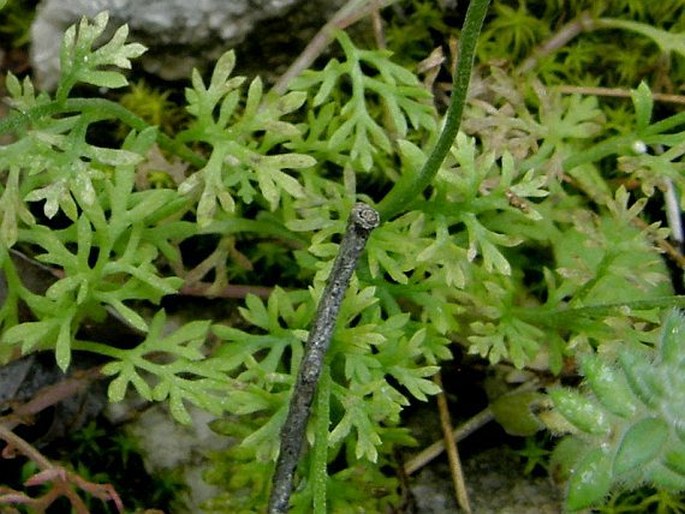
xmin=412 ymin=447 xmax=562 ymax=513
xmin=123 ymin=404 xmax=228 ymax=512
xmin=31 ymin=0 xmax=338 ymax=89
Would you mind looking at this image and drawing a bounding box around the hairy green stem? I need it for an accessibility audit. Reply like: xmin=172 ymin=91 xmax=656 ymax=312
xmin=516 ymin=296 xmax=685 ymax=328
xmin=312 ymin=367 xmax=331 ymax=512
xmin=376 ymin=0 xmax=491 ymax=220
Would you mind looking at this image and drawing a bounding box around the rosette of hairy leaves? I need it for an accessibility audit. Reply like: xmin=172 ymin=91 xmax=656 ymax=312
xmin=548 ymin=309 xmax=685 ymax=511
xmin=176 ymin=51 xmax=315 ymax=226
xmin=289 ymin=30 xmax=436 ymax=174
xmin=550 ymin=186 xmax=672 ymax=309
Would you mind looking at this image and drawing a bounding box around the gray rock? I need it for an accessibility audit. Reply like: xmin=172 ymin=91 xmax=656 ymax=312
xmin=122 ymin=404 xmax=228 ymax=513
xmin=412 ymin=447 xmax=562 ymax=513
xmin=30 ymin=0 xmax=339 ymax=89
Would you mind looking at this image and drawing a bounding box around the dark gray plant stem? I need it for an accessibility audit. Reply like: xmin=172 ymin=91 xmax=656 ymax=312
xmin=268 ymin=203 xmax=380 ymax=514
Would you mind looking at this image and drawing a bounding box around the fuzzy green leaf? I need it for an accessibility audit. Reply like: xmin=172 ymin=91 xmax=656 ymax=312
xmin=659 ymin=308 xmax=685 ymax=366
xmin=619 ymin=351 xmax=662 ymax=410
xmin=581 ymin=354 xmax=638 ymax=419
xmin=664 ymin=447 xmax=685 ymax=476
xmin=613 ymin=417 xmax=669 ymax=476
xmin=566 ymin=448 xmax=612 ymax=511
xmin=550 ymin=388 xmax=610 ymax=436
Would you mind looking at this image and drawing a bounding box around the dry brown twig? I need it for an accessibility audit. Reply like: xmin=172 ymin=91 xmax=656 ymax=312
xmin=517 ymin=11 xmax=596 ymax=75
xmin=434 ymin=372 xmax=472 ymax=514
xmin=0 ymin=366 xmax=124 ymax=512
xmin=552 ymin=85 xmax=685 ymax=106
xmin=0 ymin=366 xmax=102 ymax=431
xmin=272 ymin=0 xmax=399 ymax=95
xmin=404 ymin=405 xmax=495 ymax=476
xmin=0 ymin=423 xmax=124 ymax=513
xmin=404 ymin=380 xmax=541 ymax=476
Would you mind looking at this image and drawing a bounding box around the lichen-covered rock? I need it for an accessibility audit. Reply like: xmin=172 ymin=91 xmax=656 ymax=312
xmin=31 ymin=0 xmax=339 ymax=89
